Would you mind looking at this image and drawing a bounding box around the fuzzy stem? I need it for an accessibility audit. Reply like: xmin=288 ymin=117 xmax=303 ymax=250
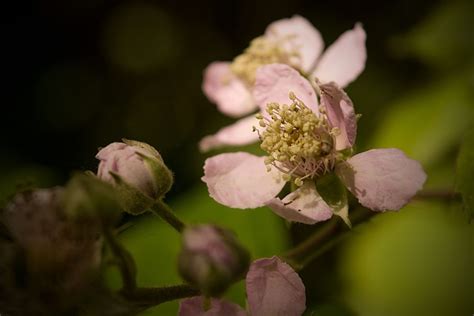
xmin=282 ymin=207 xmax=375 ymax=269
xmin=150 ymin=200 xmax=186 ymax=233
xmin=121 ymin=284 xmax=200 ymax=307
xmin=104 ymin=227 xmax=137 ymax=291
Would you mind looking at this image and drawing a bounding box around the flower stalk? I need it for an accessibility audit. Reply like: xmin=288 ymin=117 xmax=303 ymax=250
xmin=150 ymin=200 xmax=186 ymax=233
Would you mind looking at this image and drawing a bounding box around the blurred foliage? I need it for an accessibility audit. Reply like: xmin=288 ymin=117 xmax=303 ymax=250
xmin=456 ymin=128 xmax=474 ymax=220
xmin=340 ymin=201 xmax=474 ymax=316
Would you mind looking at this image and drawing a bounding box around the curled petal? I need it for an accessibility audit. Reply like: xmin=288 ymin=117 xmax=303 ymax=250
xmin=254 ymin=64 xmax=318 ymax=114
xmin=265 ymin=15 xmax=324 ymax=73
xmin=336 ymin=148 xmax=427 ymax=211
xmin=202 ymin=152 xmax=285 ymax=209
xmin=199 ymin=115 xmax=260 ymax=152
xmin=267 ymin=181 xmax=333 ymax=224
xmin=312 ymin=23 xmax=366 ymax=88
xmin=246 ymin=256 xmax=306 ymax=316
xmin=319 ymin=82 xmax=357 ymax=150
xmin=179 ymin=297 xmax=246 ymax=316
xmin=203 ymin=62 xmax=256 ymax=117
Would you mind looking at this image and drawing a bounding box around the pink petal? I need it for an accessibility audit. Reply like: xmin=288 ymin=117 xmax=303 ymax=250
xmin=265 ymin=15 xmax=324 ymax=73
xmin=203 ymin=62 xmax=256 ymax=118
xmin=312 ymin=23 xmax=366 ymax=88
xmin=336 ymin=149 xmax=427 ymax=211
xmin=266 ymin=181 xmax=333 ymax=224
xmin=246 ymin=256 xmax=306 ymax=316
xmin=253 ymin=64 xmax=318 ymax=114
xmin=96 ymin=142 xmax=127 ymax=160
xmin=179 ymin=297 xmax=246 ymax=316
xmin=199 ymin=115 xmax=260 ymax=152
xmin=319 ymin=82 xmax=357 ymax=150
xmin=202 ymin=152 xmax=285 ymax=209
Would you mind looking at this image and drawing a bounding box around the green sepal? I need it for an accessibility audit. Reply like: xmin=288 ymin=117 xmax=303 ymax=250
xmin=63 ymin=172 xmax=122 ymax=225
xmin=109 ymin=171 xmax=154 ymax=215
xmin=136 ymin=152 xmax=173 ymax=198
xmin=316 ymin=172 xmax=351 ymax=228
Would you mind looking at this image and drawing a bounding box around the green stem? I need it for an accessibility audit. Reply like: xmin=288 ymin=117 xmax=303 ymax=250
xmin=150 ymin=200 xmax=186 ymax=233
xmin=414 ymin=189 xmax=461 ymax=201
xmin=121 ymin=284 xmax=200 ymax=307
xmin=104 ymin=227 xmax=137 ymax=291
xmin=282 ymin=207 xmax=376 ymax=269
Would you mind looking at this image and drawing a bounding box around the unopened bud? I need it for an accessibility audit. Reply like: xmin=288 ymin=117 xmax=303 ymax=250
xmin=178 ymin=225 xmax=250 ymax=296
xmin=63 ymin=172 xmax=122 ymax=225
xmin=96 ymin=139 xmax=173 ymax=214
xmin=1 ymin=188 xmax=102 ymax=311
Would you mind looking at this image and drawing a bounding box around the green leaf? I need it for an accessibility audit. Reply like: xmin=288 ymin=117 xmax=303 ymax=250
xmin=108 ymin=185 xmax=288 ymax=315
xmin=456 ymin=128 xmax=474 ymax=220
xmin=370 ymin=77 xmax=472 ymax=167
xmin=340 ymin=201 xmax=474 ymax=315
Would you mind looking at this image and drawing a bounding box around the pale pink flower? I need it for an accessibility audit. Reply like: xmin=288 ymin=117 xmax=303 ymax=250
xmin=200 ymin=15 xmax=366 ymax=152
xmin=202 ymin=64 xmax=426 ymax=224
xmin=179 ymin=256 xmax=306 ymax=316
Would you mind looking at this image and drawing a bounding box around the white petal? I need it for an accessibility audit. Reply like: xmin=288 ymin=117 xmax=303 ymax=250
xmin=336 ymin=149 xmax=427 ymax=211
xmin=319 ymin=82 xmax=357 ymax=150
xmin=267 ymin=181 xmax=333 ymax=224
xmin=202 ymin=152 xmax=285 ymax=209
xmin=265 ymin=15 xmax=324 ymax=73
xmin=246 ymin=256 xmax=306 ymax=316
xmin=254 ymin=64 xmax=318 ymax=114
xmin=202 ymin=62 xmax=256 ymax=117
xmin=312 ymin=23 xmax=366 ymax=88
xmin=199 ymin=115 xmax=260 ymax=152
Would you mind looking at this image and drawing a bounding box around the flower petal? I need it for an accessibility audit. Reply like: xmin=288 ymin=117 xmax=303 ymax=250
xmin=319 ymin=82 xmax=357 ymax=150
xmin=265 ymin=15 xmax=324 ymax=73
xmin=336 ymin=149 xmax=427 ymax=211
xmin=266 ymin=181 xmax=333 ymax=224
xmin=203 ymin=61 xmax=256 ymax=117
xmin=254 ymin=64 xmax=318 ymax=114
xmin=199 ymin=115 xmax=260 ymax=152
xmin=202 ymin=152 xmax=285 ymax=209
xmin=179 ymin=297 xmax=246 ymax=316
xmin=246 ymin=256 xmax=306 ymax=316
xmin=312 ymin=23 xmax=366 ymax=88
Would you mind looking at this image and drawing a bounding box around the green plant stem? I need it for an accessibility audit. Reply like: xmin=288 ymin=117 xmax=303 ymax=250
xmin=282 ymin=207 xmax=376 ymax=269
xmin=104 ymin=227 xmax=137 ymax=291
xmin=414 ymin=189 xmax=461 ymax=201
xmin=121 ymin=284 xmax=200 ymax=307
xmin=150 ymin=200 xmax=186 ymax=233
xmin=282 ymin=188 xmax=459 ymax=269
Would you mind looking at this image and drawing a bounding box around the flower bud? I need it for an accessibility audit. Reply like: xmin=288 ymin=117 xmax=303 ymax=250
xmin=96 ymin=139 xmax=173 ymax=214
xmin=63 ymin=172 xmax=122 ymax=225
xmin=178 ymin=225 xmax=250 ymax=296
xmin=1 ymin=188 xmax=102 ymax=313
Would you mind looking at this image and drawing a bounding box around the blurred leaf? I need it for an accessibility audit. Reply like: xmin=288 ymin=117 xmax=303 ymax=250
xmin=391 ymin=0 xmax=474 ymax=70
xmin=110 ymin=185 xmax=288 ymax=315
xmin=370 ymin=77 xmax=472 ymax=167
xmin=340 ymin=201 xmax=474 ymax=316
xmin=456 ymin=128 xmax=474 ymax=219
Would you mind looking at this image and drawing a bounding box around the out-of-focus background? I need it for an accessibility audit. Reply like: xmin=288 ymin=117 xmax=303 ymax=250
xmin=2 ymin=0 xmax=473 ymax=315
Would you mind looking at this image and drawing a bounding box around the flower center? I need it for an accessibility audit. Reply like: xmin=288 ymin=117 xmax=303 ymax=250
xmin=256 ymin=92 xmax=341 ymax=186
xmin=230 ymin=36 xmax=297 ymax=86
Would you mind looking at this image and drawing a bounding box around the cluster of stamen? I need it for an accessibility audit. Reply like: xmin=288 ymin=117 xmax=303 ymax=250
xmin=230 ymin=36 xmax=298 ymax=85
xmin=256 ymin=92 xmax=341 ymax=186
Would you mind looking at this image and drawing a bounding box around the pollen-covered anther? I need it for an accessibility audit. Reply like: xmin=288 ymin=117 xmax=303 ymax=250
xmin=258 ymin=92 xmax=338 ymax=185
xmin=230 ymin=36 xmax=299 ymax=85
